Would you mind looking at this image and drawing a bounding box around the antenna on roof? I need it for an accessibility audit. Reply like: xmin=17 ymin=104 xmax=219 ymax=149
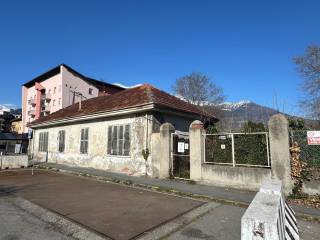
xmin=69 ymin=90 xmax=86 ymax=110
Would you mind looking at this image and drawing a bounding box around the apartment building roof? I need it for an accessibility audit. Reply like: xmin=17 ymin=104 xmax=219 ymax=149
xmin=23 ymin=64 xmax=124 ymax=93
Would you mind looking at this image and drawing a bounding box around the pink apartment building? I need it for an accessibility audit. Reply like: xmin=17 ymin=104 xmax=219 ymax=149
xmin=22 ymin=64 xmax=124 ymax=133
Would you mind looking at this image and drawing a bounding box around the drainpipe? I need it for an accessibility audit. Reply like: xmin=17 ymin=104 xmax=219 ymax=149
xmin=145 ymin=113 xmax=148 ymax=149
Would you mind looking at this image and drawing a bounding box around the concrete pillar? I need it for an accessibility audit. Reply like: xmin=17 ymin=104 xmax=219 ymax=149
xmin=189 ymin=120 xmax=205 ymax=181
xmin=268 ymin=114 xmax=293 ymax=195
xmin=159 ymin=123 xmax=175 ymax=178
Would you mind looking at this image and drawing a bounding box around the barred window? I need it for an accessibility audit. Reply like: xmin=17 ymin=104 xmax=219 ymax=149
xmin=58 ymin=130 xmax=65 ymax=152
xmin=39 ymin=132 xmax=49 ymax=152
xmin=80 ymin=128 xmax=89 ymax=154
xmin=107 ymin=124 xmax=130 ymax=156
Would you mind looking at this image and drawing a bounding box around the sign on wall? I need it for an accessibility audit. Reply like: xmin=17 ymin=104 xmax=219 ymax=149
xmin=307 ymin=131 xmax=320 ymax=145
xmin=184 ymin=143 xmax=189 ymax=150
xmin=178 ymin=142 xmax=185 ymax=153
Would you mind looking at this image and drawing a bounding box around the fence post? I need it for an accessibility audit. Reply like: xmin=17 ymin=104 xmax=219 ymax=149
xmin=268 ymin=114 xmax=293 ymax=195
xmin=159 ymin=123 xmax=175 ymax=178
xmin=189 ymin=120 xmax=205 ymax=181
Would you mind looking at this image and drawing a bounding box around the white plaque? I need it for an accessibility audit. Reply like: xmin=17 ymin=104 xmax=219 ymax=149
xmin=178 ymin=142 xmax=185 ymax=153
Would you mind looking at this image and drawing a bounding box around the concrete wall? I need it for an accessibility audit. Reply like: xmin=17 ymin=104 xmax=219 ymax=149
xmin=32 ymin=113 xmax=154 ymax=176
xmin=201 ymin=164 xmax=271 ymax=190
xmin=185 ymin=116 xmax=294 ymax=192
xmin=0 ymin=155 xmax=28 ymax=169
xmin=302 ymin=180 xmax=320 ymax=195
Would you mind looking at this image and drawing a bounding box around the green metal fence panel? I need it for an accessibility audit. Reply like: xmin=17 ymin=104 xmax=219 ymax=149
xmin=290 ymin=130 xmax=320 ymax=167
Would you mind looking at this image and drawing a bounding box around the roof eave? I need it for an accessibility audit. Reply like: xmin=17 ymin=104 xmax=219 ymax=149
xmin=29 ymin=103 xmax=156 ymax=129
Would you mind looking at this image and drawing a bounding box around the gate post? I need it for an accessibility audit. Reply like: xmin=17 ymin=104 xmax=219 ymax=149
xmin=189 ymin=120 xmax=205 ymax=181
xmin=268 ymin=114 xmax=293 ymax=195
xmin=159 ymin=123 xmax=175 ymax=178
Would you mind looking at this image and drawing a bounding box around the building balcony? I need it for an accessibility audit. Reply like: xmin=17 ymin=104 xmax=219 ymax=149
xmin=42 ymin=93 xmax=52 ymax=101
xmin=28 ymin=110 xmax=35 ymax=116
xmin=41 ymin=105 xmax=51 ymax=113
xmin=28 ymin=98 xmax=36 ymax=106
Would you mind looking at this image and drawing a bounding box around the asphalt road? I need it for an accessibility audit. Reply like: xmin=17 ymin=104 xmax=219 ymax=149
xmin=0 ymin=170 xmax=202 ymax=240
xmin=0 ymin=196 xmax=72 ymax=240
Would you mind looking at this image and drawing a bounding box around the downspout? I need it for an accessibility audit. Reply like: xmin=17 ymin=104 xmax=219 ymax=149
xmin=145 ymin=113 xmax=148 ymax=149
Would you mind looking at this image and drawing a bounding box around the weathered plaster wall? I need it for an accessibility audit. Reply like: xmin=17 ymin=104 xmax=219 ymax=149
xmin=302 ymin=180 xmax=320 ymax=195
xmin=201 ymin=164 xmax=271 ymax=190
xmin=32 ymin=113 xmax=154 ymax=176
xmin=0 ymin=155 xmax=28 ymax=169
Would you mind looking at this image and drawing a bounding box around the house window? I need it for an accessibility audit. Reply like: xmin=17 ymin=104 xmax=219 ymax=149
xmin=89 ymin=88 xmax=94 ymax=95
xmin=107 ymin=124 xmax=130 ymax=156
xmin=39 ymin=132 xmax=49 ymax=152
xmin=58 ymin=130 xmax=65 ymax=152
xmin=80 ymin=128 xmax=89 ymax=154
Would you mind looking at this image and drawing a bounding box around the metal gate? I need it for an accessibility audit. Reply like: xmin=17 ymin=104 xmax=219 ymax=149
xmin=171 ymin=131 xmax=190 ymax=179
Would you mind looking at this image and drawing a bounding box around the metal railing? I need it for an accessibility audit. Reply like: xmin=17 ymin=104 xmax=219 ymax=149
xmin=203 ymin=132 xmax=270 ymax=168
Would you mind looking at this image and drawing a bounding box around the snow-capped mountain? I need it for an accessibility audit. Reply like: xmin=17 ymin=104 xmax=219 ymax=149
xmin=205 ymin=100 xmax=319 ymax=130
xmin=216 ymin=100 xmax=252 ymax=111
xmin=113 ymin=83 xmax=142 ymax=89
xmin=0 ymin=104 xmax=21 ymax=116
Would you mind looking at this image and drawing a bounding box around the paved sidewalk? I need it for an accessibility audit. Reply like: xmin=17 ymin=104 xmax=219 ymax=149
xmin=38 ymin=163 xmax=320 ymax=219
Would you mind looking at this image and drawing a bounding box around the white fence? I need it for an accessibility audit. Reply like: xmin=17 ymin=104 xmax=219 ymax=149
xmin=203 ymin=132 xmax=270 ymax=168
xmin=241 ymin=180 xmax=299 ymax=240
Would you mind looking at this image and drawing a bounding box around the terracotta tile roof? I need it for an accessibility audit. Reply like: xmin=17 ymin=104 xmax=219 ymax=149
xmin=29 ymin=84 xmax=216 ymax=126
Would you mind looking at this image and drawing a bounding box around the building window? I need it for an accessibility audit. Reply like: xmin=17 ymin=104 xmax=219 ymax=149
xmin=58 ymin=130 xmax=65 ymax=152
xmin=58 ymin=98 xmax=61 ymax=105
xmin=54 ymin=87 xmax=56 ymax=94
xmin=89 ymin=88 xmax=94 ymax=95
xmin=39 ymin=132 xmax=49 ymax=152
xmin=107 ymin=124 xmax=130 ymax=156
xmin=80 ymin=128 xmax=89 ymax=154
xmin=53 ymin=100 xmax=56 ymax=106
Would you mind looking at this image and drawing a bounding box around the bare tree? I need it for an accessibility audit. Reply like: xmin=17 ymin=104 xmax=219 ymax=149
xmin=294 ymin=45 xmax=320 ymax=119
xmin=173 ymin=72 xmax=225 ymax=105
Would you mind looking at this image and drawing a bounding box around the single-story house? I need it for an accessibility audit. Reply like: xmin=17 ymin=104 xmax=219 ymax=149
xmin=29 ymin=84 xmax=216 ymax=176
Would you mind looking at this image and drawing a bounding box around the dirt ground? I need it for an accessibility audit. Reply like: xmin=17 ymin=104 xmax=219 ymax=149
xmin=0 ymin=170 xmax=203 ymax=240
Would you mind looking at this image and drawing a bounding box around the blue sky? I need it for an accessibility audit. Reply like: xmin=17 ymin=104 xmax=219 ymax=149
xmin=0 ymin=0 xmax=319 ymax=116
